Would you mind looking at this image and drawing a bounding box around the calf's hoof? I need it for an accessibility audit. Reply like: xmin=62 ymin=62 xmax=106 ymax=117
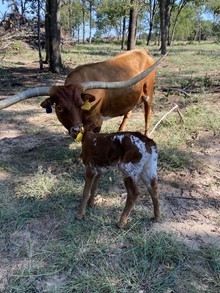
xmin=116 ymin=220 xmax=127 ymax=229
xmin=88 ymin=200 xmax=95 ymax=207
xmin=152 ymin=214 xmax=161 ymax=223
xmin=75 ymin=213 xmax=84 ymax=221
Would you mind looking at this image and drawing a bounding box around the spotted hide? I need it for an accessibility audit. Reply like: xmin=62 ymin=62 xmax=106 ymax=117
xmin=76 ymin=131 xmax=160 ymax=228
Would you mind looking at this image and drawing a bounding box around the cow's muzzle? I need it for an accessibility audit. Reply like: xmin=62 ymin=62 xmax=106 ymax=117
xmin=69 ymin=124 xmax=84 ymax=142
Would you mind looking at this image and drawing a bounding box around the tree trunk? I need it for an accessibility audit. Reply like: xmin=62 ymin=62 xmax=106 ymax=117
xmin=168 ymin=0 xmax=188 ymax=46
xmin=194 ymin=8 xmax=202 ymax=42
xmin=45 ymin=0 xmax=50 ymax=64
xmin=89 ymin=0 xmax=93 ymax=44
xmin=37 ymin=0 xmax=43 ymax=70
xmin=127 ymin=0 xmax=138 ymax=50
xmin=121 ymin=16 xmax=126 ymax=50
xmin=68 ymin=0 xmax=72 ymax=39
xmin=47 ymin=0 xmax=62 ymax=73
xmin=77 ymin=24 xmax=80 ymax=44
xmin=159 ymin=0 xmax=170 ymax=54
xmin=147 ymin=0 xmax=157 ymax=46
xmin=82 ymin=0 xmax=86 ymax=44
xmin=167 ymin=1 xmax=173 ymax=46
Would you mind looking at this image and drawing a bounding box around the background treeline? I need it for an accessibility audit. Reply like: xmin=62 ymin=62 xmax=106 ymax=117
xmin=62 ymin=0 xmax=220 ymax=45
xmin=1 ymin=0 xmax=219 ymax=72
xmin=2 ymin=0 xmax=220 ymax=43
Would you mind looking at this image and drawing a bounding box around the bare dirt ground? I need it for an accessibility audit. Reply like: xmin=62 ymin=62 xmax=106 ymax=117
xmin=0 ymin=46 xmax=220 ymax=291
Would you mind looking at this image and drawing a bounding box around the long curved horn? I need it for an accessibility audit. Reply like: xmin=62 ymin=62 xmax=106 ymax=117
xmin=0 ymin=53 xmax=167 ymax=110
xmin=0 ymin=87 xmax=51 ymax=110
xmin=81 ymin=53 xmax=168 ymax=91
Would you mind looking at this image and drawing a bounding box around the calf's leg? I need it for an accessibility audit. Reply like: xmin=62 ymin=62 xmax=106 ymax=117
xmin=76 ymin=167 xmax=98 ymax=220
xmin=88 ymin=174 xmax=101 ymax=207
xmin=117 ymin=176 xmax=139 ymax=228
xmin=147 ymin=178 xmax=160 ymax=221
xmin=141 ymin=173 xmax=160 ymax=221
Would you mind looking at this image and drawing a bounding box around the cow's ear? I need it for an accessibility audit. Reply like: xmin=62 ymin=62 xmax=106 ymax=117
xmin=40 ymin=97 xmax=55 ymax=108
xmin=81 ymin=94 xmax=95 ymax=111
xmin=40 ymin=97 xmax=55 ymax=113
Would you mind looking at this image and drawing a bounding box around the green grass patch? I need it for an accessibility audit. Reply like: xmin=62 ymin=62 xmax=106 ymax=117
xmin=5 ymin=229 xmax=220 ymax=293
xmin=14 ymin=166 xmax=84 ymax=199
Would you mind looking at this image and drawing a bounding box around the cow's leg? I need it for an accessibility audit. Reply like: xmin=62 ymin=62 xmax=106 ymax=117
xmin=88 ymin=174 xmax=101 ymax=207
xmin=76 ymin=166 xmax=96 ymax=220
xmin=118 ymin=111 xmax=132 ymax=132
xmin=117 ymin=176 xmax=139 ymax=228
xmin=142 ymin=95 xmax=152 ymax=136
xmin=142 ymin=80 xmax=154 ymax=136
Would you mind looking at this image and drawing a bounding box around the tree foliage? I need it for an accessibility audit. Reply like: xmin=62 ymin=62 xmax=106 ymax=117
xmin=95 ymin=0 xmax=130 ymax=37
xmin=1 ymin=0 xmax=219 ymax=53
xmin=205 ymin=0 xmax=220 ymax=17
xmin=61 ymin=0 xmax=82 ymax=39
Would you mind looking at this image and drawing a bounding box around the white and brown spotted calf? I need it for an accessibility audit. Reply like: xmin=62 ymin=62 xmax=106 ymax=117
xmin=76 ymin=131 xmax=160 ymax=228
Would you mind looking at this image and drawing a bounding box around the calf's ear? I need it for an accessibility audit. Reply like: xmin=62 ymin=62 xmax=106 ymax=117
xmin=81 ymin=94 xmax=95 ymax=111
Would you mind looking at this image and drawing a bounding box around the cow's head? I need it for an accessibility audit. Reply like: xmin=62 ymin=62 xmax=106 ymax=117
xmin=40 ymin=84 xmax=95 ymax=139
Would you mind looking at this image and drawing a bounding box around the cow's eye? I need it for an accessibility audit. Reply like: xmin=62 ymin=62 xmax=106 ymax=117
xmin=56 ymin=105 xmax=63 ymax=112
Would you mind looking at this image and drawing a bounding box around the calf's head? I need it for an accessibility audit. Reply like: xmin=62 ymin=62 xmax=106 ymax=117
xmin=40 ymin=84 xmax=95 ymax=139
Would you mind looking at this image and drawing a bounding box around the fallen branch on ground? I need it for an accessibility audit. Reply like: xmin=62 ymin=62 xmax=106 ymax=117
xmin=161 ymin=87 xmax=191 ymax=98
xmin=150 ymin=104 xmax=184 ymax=136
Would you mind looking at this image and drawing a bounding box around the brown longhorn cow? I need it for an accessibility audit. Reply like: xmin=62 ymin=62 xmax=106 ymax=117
xmin=0 ymin=49 xmax=167 ymax=139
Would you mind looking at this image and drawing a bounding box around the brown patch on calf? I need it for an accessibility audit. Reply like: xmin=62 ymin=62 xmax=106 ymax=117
xmin=81 ymin=133 xmax=123 ymax=167
xmin=121 ymin=135 xmax=142 ymax=164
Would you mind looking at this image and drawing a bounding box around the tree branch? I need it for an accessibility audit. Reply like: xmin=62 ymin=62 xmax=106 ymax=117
xmin=150 ymin=104 xmax=184 ymax=136
xmin=161 ymin=86 xmax=192 ymax=98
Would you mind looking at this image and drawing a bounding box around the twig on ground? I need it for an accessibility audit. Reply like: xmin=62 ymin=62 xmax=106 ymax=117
xmin=150 ymin=104 xmax=184 ymax=136
xmin=161 ymin=87 xmax=192 ymax=98
xmin=176 ymin=106 xmax=185 ymax=123
xmin=1 ymin=41 xmax=13 ymax=50
xmin=165 ymin=196 xmax=198 ymax=200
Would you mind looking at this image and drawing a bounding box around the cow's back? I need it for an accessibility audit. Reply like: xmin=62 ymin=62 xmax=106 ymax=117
xmin=66 ymin=49 xmax=155 ymax=117
xmin=65 ymin=49 xmax=154 ymax=84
